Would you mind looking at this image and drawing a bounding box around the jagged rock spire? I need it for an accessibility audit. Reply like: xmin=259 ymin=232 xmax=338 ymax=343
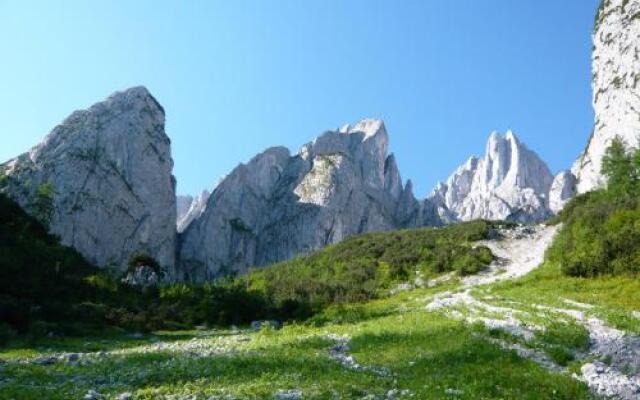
xmin=429 ymin=131 xmax=554 ymax=222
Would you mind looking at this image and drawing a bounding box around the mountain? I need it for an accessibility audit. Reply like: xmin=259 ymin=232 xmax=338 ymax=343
xmin=0 ymin=87 xmax=178 ymax=278
xmin=548 ymin=170 xmax=577 ymax=214
xmin=429 ymin=131 xmax=554 ymax=222
xmin=177 ymin=190 xmax=210 ymax=233
xmin=571 ymin=0 xmax=640 ymax=193
xmin=176 ymin=195 xmax=194 ymax=224
xmin=177 ymin=119 xmax=433 ymax=281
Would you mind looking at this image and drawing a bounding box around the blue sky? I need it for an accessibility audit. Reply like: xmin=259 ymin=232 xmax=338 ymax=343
xmin=0 ymin=0 xmax=600 ymax=197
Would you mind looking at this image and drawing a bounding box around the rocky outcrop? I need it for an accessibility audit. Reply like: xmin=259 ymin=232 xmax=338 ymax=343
xmin=0 ymin=87 xmax=178 ymax=278
xmin=176 ymin=195 xmax=194 ymax=223
xmin=177 ymin=190 xmax=210 ymax=233
xmin=429 ymin=131 xmax=554 ymax=222
xmin=572 ymin=0 xmax=640 ymax=193
xmin=178 ymin=119 xmax=432 ymax=281
xmin=549 ymin=171 xmax=577 ymax=214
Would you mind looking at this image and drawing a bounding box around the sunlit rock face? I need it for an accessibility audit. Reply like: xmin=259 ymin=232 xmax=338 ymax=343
xmin=177 ymin=119 xmax=433 ymax=281
xmin=177 ymin=191 xmax=210 ymax=233
xmin=572 ymin=0 xmax=640 ymax=193
xmin=176 ymin=195 xmax=194 ymax=224
xmin=0 ymin=87 xmax=178 ymax=278
xmin=429 ymin=131 xmax=554 ymax=223
xmin=549 ymin=171 xmax=577 ymax=214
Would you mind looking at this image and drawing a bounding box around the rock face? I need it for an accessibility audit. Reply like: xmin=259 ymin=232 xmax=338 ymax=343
xmin=178 ymin=119 xmax=431 ymax=281
xmin=549 ymin=170 xmax=577 ymax=214
xmin=572 ymin=0 xmax=640 ymax=193
xmin=429 ymin=131 xmax=554 ymax=222
xmin=0 ymin=87 xmax=178 ymax=277
xmin=177 ymin=190 xmax=210 ymax=233
xmin=176 ymin=195 xmax=194 ymax=223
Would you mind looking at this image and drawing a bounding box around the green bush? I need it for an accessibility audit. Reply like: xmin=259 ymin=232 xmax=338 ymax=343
xmin=243 ymin=220 xmax=496 ymax=316
xmin=0 ymin=190 xmax=496 ymax=337
xmin=549 ymin=137 xmax=640 ymax=277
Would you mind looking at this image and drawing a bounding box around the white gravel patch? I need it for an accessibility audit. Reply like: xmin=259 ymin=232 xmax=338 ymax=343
xmin=463 ymin=225 xmax=559 ymax=287
xmin=426 ymin=223 xmax=640 ymax=399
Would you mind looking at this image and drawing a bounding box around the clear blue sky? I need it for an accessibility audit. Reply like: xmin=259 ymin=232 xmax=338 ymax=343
xmin=0 ymin=0 xmax=600 ymax=197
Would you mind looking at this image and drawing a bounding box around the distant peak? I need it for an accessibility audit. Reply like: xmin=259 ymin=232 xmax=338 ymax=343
xmin=107 ymin=85 xmax=151 ymax=100
xmin=103 ymin=86 xmax=165 ymax=115
xmin=487 ymin=130 xmax=519 ymax=143
xmin=505 ymin=129 xmax=517 ymax=141
xmin=339 ymin=118 xmax=386 ymax=140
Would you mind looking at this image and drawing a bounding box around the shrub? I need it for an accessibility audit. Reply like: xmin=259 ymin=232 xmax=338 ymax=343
xmin=31 ymin=182 xmax=55 ymax=227
xmin=549 ymin=137 xmax=640 ymax=277
xmin=0 ymin=190 xmax=497 ymax=336
xmin=243 ymin=220 xmax=495 ymax=315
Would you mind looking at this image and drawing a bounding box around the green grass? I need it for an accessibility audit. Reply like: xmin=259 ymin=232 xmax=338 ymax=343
xmin=488 ymin=260 xmax=640 ymax=334
xmin=0 ymin=295 xmax=594 ymax=399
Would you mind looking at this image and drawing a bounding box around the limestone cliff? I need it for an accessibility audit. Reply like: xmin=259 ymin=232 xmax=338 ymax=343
xmin=0 ymin=87 xmax=178 ymax=278
xmin=572 ymin=0 xmax=640 ymax=193
xmin=177 ymin=119 xmax=431 ymax=281
xmin=429 ymin=131 xmax=554 ymax=222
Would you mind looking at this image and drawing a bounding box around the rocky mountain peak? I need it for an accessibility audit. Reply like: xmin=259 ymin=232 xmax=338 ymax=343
xmin=177 ymin=190 xmax=210 ymax=233
xmin=338 ymin=118 xmax=387 ymax=141
xmin=177 ymin=118 xmax=424 ymax=281
xmin=549 ymin=170 xmax=577 ymax=214
xmin=177 ymin=195 xmax=194 ymax=222
xmin=429 ymin=131 xmax=553 ymax=222
xmin=1 ymin=86 xmax=177 ymax=277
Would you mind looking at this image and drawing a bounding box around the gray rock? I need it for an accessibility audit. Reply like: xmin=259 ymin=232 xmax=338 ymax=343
xmin=117 ymin=393 xmax=133 ymax=400
xmin=83 ymin=389 xmax=102 ymax=400
xmin=121 ymin=265 xmax=160 ymax=287
xmin=429 ymin=131 xmax=554 ymax=222
xmin=178 ymin=119 xmax=433 ymax=280
xmin=548 ymin=170 xmax=577 ymax=213
xmin=177 ymin=190 xmax=210 ymax=233
xmin=572 ymin=0 xmax=640 ymax=193
xmin=0 ymin=87 xmax=177 ymax=278
xmin=444 ymin=388 xmax=464 ymax=396
xmin=176 ymin=195 xmax=194 ymax=224
xmin=274 ymin=389 xmax=302 ymax=400
xmin=250 ymin=320 xmax=281 ymax=331
xmin=31 ymin=356 xmax=57 ymax=366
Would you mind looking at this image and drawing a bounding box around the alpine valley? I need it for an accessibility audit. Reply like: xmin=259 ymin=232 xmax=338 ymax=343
xmin=1 ymin=1 xmax=640 ymax=399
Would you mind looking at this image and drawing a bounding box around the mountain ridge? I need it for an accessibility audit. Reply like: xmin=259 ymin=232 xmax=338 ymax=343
xmin=3 ymin=0 xmax=638 ymax=280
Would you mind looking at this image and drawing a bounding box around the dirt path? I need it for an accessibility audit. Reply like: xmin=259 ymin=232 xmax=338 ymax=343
xmin=426 ymin=224 xmax=640 ymax=399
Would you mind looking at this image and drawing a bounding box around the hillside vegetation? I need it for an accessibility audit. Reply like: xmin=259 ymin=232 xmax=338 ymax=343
xmin=0 ymin=191 xmax=497 ymax=341
xmin=242 ymin=221 xmax=494 ymax=318
xmin=548 ymin=137 xmax=640 ymax=277
xmin=490 ymin=137 xmax=640 ymax=334
xmin=5 ymin=139 xmax=640 ymax=399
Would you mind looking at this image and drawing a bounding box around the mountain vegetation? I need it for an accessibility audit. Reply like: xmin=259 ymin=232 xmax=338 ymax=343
xmin=0 ymin=191 xmax=496 ymax=342
xmin=548 ymin=137 xmax=640 ymax=277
